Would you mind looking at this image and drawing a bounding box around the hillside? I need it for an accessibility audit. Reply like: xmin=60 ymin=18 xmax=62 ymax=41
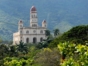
xmin=48 ymin=25 xmax=88 ymax=48
xmin=0 ymin=0 xmax=88 ymax=40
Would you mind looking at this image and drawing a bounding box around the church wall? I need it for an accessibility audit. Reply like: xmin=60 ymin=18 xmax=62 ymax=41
xmin=22 ymin=28 xmax=46 ymax=35
xmin=13 ymin=32 xmax=20 ymax=44
xmin=21 ymin=28 xmax=46 ymax=43
xmin=22 ymin=34 xmax=46 ymax=43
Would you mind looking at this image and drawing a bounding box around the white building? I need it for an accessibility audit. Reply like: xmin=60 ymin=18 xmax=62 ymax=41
xmin=13 ymin=6 xmax=47 ymax=44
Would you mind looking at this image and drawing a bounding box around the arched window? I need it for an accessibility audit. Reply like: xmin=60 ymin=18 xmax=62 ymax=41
xmin=20 ymin=31 xmax=22 ymax=33
xmin=40 ymin=37 xmax=43 ymax=42
xmin=26 ymin=38 xmax=29 ymax=43
xmin=33 ymin=30 xmax=36 ymax=33
xmin=33 ymin=37 xmax=37 ymax=43
xmin=40 ymin=30 xmax=43 ymax=34
xmin=26 ymin=30 xmax=29 ymax=34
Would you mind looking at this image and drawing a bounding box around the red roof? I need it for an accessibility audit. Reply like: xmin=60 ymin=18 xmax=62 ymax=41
xmin=31 ymin=6 xmax=36 ymax=11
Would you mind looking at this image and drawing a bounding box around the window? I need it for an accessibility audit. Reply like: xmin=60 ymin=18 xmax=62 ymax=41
xmin=26 ymin=30 xmax=29 ymax=34
xmin=40 ymin=30 xmax=43 ymax=34
xmin=26 ymin=38 xmax=29 ymax=43
xmin=32 ymin=24 xmax=37 ymax=27
xmin=40 ymin=37 xmax=43 ymax=42
xmin=33 ymin=30 xmax=36 ymax=33
xmin=33 ymin=37 xmax=37 ymax=43
xmin=20 ymin=31 xmax=22 ymax=33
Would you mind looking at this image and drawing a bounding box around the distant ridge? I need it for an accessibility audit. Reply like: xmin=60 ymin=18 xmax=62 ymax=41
xmin=0 ymin=0 xmax=88 ymax=40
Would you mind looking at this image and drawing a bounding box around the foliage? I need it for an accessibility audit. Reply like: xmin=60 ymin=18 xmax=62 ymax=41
xmin=4 ymin=57 xmax=29 ymax=66
xmin=36 ymin=36 xmax=53 ymax=49
xmin=3 ymin=44 xmax=39 ymax=66
xmin=9 ymin=45 xmax=18 ymax=57
xmin=0 ymin=44 xmax=10 ymax=65
xmin=49 ymin=25 xmax=88 ymax=48
xmin=53 ymin=28 xmax=60 ymax=37
xmin=60 ymin=25 xmax=88 ymax=44
xmin=0 ymin=25 xmax=88 ymax=65
xmin=58 ymin=42 xmax=76 ymax=59
xmin=45 ymin=30 xmax=51 ymax=37
xmin=57 ymin=42 xmax=88 ymax=66
xmin=33 ymin=48 xmax=61 ymax=66
xmin=61 ymin=57 xmax=79 ymax=66
xmin=17 ymin=41 xmax=28 ymax=54
xmin=48 ymin=37 xmax=60 ymax=48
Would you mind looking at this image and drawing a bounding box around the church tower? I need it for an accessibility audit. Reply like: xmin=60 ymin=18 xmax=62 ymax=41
xmin=30 ymin=6 xmax=38 ymax=27
xmin=18 ymin=20 xmax=23 ymax=31
xmin=42 ymin=20 xmax=47 ymax=28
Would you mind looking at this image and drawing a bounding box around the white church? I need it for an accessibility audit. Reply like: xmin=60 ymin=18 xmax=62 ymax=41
xmin=13 ymin=6 xmax=47 ymax=44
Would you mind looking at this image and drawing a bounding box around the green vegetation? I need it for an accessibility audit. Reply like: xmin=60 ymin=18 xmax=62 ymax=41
xmin=49 ymin=25 xmax=88 ymax=48
xmin=0 ymin=25 xmax=88 ymax=66
xmin=60 ymin=25 xmax=88 ymax=44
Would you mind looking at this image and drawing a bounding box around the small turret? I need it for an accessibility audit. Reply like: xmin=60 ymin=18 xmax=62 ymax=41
xmin=18 ymin=20 xmax=23 ymax=31
xmin=42 ymin=20 xmax=47 ymax=28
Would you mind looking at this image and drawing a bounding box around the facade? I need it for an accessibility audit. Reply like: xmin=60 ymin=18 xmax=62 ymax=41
xmin=13 ymin=6 xmax=47 ymax=44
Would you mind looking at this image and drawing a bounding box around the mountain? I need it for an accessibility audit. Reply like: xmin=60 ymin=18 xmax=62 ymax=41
xmin=0 ymin=0 xmax=88 ymax=40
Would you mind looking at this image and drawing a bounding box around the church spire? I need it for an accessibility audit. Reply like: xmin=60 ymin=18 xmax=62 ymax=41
xmin=30 ymin=6 xmax=38 ymax=27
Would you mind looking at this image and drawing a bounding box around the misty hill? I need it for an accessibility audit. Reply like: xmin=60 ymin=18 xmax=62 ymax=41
xmin=0 ymin=0 xmax=88 ymax=40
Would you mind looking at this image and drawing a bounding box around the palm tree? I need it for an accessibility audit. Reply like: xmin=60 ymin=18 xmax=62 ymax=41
xmin=8 ymin=45 xmax=18 ymax=57
xmin=53 ymin=29 xmax=59 ymax=37
xmin=17 ymin=41 xmax=28 ymax=54
xmin=45 ymin=30 xmax=51 ymax=37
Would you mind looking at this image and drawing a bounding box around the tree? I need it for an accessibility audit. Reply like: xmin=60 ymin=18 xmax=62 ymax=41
xmin=33 ymin=48 xmax=61 ymax=66
xmin=50 ymin=25 xmax=88 ymax=45
xmin=36 ymin=35 xmax=53 ymax=49
xmin=17 ymin=41 xmax=28 ymax=54
xmin=45 ymin=30 xmax=51 ymax=37
xmin=58 ymin=42 xmax=88 ymax=66
xmin=9 ymin=45 xmax=18 ymax=57
xmin=0 ymin=44 xmax=9 ymax=65
xmin=53 ymin=28 xmax=59 ymax=37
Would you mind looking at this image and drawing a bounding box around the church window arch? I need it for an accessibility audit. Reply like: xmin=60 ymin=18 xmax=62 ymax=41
xmin=26 ymin=38 xmax=29 ymax=43
xmin=26 ymin=30 xmax=29 ymax=34
xmin=33 ymin=37 xmax=37 ymax=43
xmin=40 ymin=37 xmax=43 ymax=42
xmin=20 ymin=31 xmax=22 ymax=33
xmin=33 ymin=30 xmax=36 ymax=33
xmin=40 ymin=30 xmax=43 ymax=34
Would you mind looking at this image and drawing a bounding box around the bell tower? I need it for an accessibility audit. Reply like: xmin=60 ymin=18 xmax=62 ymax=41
xmin=30 ymin=6 xmax=38 ymax=27
xmin=18 ymin=20 xmax=23 ymax=31
xmin=42 ymin=20 xmax=47 ymax=28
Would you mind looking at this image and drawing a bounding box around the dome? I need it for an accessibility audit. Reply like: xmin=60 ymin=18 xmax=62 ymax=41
xmin=42 ymin=20 xmax=46 ymax=23
xmin=31 ymin=6 xmax=36 ymax=11
xmin=19 ymin=20 xmax=23 ymax=24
